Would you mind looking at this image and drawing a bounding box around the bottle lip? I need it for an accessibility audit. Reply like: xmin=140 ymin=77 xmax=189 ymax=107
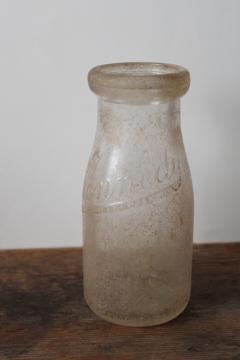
xmin=88 ymin=62 xmax=190 ymax=103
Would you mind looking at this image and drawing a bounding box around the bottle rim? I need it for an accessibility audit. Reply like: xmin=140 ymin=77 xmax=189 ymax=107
xmin=88 ymin=62 xmax=190 ymax=103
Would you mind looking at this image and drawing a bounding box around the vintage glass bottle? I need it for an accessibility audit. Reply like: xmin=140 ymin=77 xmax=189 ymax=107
xmin=83 ymin=62 xmax=193 ymax=326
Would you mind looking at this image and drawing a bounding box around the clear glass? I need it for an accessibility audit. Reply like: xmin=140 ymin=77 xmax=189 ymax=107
xmin=83 ymin=63 xmax=193 ymax=326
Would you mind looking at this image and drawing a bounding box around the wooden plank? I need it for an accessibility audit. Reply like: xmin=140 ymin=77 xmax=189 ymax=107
xmin=0 ymin=244 xmax=239 ymax=360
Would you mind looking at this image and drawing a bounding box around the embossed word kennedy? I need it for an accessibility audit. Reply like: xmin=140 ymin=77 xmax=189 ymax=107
xmin=84 ymin=147 xmax=181 ymax=206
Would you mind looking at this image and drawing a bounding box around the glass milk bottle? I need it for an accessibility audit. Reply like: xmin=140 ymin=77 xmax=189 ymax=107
xmin=82 ymin=62 xmax=193 ymax=326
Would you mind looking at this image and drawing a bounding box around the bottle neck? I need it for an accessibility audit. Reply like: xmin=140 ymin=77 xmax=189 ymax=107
xmin=97 ymin=98 xmax=181 ymax=145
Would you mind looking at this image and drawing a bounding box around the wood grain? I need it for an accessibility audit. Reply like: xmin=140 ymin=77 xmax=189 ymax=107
xmin=0 ymin=244 xmax=239 ymax=360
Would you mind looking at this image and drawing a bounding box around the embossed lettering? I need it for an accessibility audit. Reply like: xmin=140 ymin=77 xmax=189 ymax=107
xmin=157 ymin=147 xmax=175 ymax=183
xmin=85 ymin=147 xmax=181 ymax=204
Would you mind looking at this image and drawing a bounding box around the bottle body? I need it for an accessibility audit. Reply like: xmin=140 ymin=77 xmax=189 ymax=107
xmin=83 ymin=98 xmax=193 ymax=326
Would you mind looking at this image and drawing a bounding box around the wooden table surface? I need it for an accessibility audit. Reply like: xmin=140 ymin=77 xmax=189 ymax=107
xmin=0 ymin=243 xmax=239 ymax=360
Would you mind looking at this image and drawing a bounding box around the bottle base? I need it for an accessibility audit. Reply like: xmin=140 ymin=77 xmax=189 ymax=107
xmin=84 ymin=294 xmax=190 ymax=327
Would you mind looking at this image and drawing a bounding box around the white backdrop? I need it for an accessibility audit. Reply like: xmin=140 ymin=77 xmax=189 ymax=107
xmin=0 ymin=0 xmax=239 ymax=249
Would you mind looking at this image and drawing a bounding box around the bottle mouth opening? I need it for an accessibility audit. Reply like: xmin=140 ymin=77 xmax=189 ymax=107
xmin=88 ymin=62 xmax=190 ymax=103
xmin=93 ymin=62 xmax=183 ymax=77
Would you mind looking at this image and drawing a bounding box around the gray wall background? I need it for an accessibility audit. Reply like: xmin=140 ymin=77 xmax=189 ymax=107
xmin=0 ymin=0 xmax=239 ymax=249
